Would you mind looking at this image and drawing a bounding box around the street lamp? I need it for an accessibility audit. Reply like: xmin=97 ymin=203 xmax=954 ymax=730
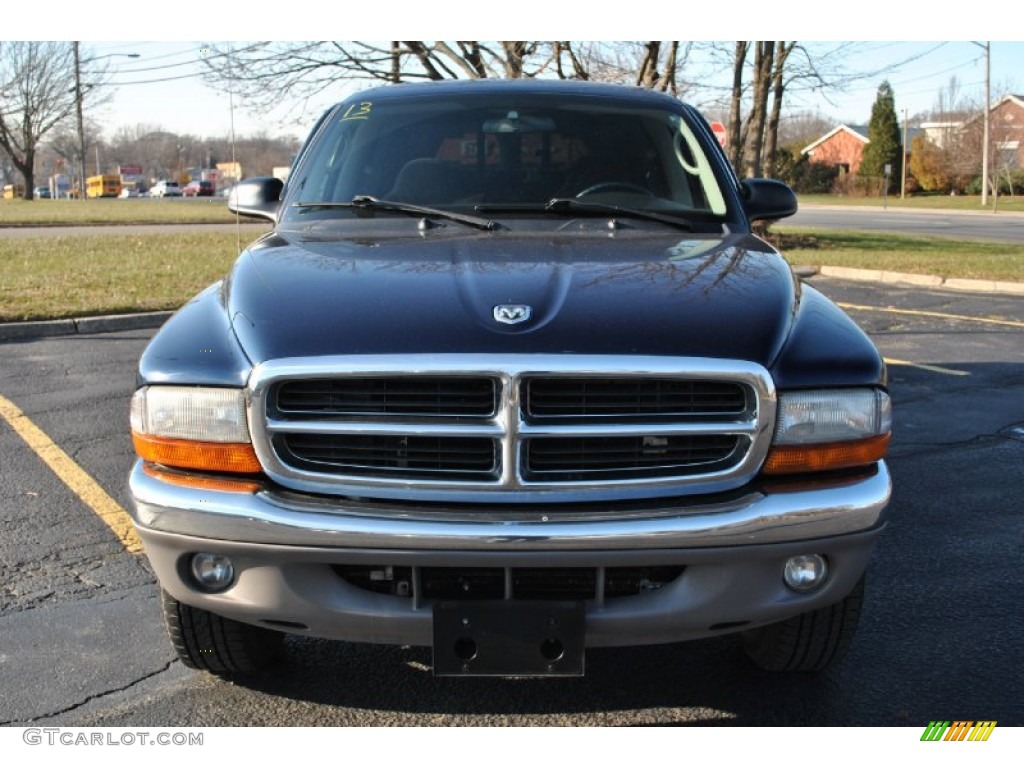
xmin=72 ymin=44 xmax=139 ymax=200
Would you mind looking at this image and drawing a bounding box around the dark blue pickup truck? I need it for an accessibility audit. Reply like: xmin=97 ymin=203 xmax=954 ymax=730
xmin=128 ymin=80 xmax=891 ymax=678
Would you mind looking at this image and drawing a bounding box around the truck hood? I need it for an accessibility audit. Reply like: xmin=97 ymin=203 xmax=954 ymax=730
xmin=227 ymin=228 xmax=799 ymax=367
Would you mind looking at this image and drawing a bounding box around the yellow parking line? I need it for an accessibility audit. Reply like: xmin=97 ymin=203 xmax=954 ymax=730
xmin=838 ymin=302 xmax=1024 ymax=329
xmin=0 ymin=393 xmax=142 ymax=554
xmin=884 ymin=358 xmax=970 ymax=377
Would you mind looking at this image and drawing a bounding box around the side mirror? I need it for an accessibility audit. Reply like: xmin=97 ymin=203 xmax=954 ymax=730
xmin=740 ymin=178 xmax=798 ymax=222
xmin=227 ymin=177 xmax=283 ymax=222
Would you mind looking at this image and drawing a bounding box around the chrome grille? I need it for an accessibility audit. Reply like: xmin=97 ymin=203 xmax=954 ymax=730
xmin=524 ymin=378 xmax=747 ymax=420
xmin=248 ymin=355 xmax=776 ymax=503
xmin=276 ymin=433 xmax=499 ymax=481
xmin=523 ymin=434 xmax=745 ymax=481
xmin=277 ymin=376 xmax=496 ymax=418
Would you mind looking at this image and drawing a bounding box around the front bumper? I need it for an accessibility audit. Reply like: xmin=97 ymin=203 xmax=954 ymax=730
xmin=130 ymin=460 xmax=890 ymax=648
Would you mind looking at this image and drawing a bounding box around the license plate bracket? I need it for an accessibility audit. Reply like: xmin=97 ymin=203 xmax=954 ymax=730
xmin=432 ymin=600 xmax=585 ymax=677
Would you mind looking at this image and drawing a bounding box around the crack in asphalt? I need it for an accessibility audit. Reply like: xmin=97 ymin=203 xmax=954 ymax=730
xmin=0 ymin=574 xmax=156 ymax=618
xmin=0 ymin=659 xmax=178 ymax=725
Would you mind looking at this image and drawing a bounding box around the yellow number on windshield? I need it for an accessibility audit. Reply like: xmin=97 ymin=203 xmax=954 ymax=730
xmin=341 ymin=102 xmax=373 ymax=121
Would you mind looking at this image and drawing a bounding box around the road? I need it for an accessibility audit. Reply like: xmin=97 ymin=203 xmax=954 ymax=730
xmin=3 ymin=205 xmax=1023 ymax=243
xmin=789 ymin=204 xmax=1024 ymax=242
xmin=1 ymin=276 xmax=1022 ymax=728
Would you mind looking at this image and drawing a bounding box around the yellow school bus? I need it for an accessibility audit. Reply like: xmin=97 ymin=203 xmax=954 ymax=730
xmin=86 ymin=174 xmax=122 ymax=199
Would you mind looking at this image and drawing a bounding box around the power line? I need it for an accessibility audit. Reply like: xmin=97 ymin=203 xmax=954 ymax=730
xmin=108 ymin=70 xmax=209 ymax=86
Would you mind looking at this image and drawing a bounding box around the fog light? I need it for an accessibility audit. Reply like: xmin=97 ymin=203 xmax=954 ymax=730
xmin=783 ymin=555 xmax=828 ymax=593
xmin=190 ymin=553 xmax=235 ymax=592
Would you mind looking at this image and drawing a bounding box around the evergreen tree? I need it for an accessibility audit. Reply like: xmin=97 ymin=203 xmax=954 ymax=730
xmin=860 ymin=81 xmax=903 ymax=193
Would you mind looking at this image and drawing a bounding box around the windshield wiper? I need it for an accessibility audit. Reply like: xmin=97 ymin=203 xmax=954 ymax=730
xmin=292 ymin=196 xmax=501 ymax=232
xmin=545 ymin=198 xmax=694 ymax=230
xmin=476 ymin=199 xmax=694 ymax=231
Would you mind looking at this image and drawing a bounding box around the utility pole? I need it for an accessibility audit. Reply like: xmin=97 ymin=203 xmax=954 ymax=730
xmin=979 ymin=42 xmax=990 ymax=207
xmin=73 ymin=42 xmax=87 ymax=201
xmin=71 ymin=46 xmax=139 ymax=200
xmin=901 ymin=108 xmax=908 ymax=200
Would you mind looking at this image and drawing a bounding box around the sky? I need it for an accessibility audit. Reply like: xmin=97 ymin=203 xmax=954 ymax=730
xmin=78 ymin=40 xmax=1022 ymax=143
xmin=7 ymin=3 xmax=1024 ymax=143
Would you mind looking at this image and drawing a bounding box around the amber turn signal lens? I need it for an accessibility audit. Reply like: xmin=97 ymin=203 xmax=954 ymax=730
xmin=132 ymin=432 xmax=262 ymax=474
xmin=762 ymin=433 xmax=891 ymax=475
xmin=142 ymin=464 xmax=262 ymax=493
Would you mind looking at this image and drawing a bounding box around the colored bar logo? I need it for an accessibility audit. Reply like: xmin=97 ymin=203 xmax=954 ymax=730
xmin=920 ymin=721 xmax=997 ymax=741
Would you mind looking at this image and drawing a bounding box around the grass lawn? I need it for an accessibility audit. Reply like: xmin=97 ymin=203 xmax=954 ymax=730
xmin=0 ymin=198 xmax=239 ymax=226
xmin=0 ymin=231 xmax=244 ymax=322
xmin=796 ymin=193 xmax=1024 ymax=214
xmin=771 ymin=228 xmax=1024 ymax=282
xmin=1 ymin=227 xmax=1022 ymax=323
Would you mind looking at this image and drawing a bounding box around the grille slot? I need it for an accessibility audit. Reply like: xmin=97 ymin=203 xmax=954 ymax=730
xmin=276 ymin=377 xmax=497 ymax=418
xmin=276 ymin=434 xmax=499 ymax=481
xmin=524 ymin=377 xmax=747 ymax=420
xmin=524 ymin=435 xmax=744 ymax=481
xmin=334 ymin=565 xmax=686 ymax=601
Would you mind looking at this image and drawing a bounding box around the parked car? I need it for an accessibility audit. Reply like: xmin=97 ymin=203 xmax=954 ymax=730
xmin=33 ymin=186 xmax=51 ymax=199
xmin=129 ymin=81 xmax=891 ymax=680
xmin=119 ymin=187 xmax=140 ymax=199
xmin=182 ymin=180 xmax=215 ymax=197
xmin=150 ymin=180 xmax=182 ymax=198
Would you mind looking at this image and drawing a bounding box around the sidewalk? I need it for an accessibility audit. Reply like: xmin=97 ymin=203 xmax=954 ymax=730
xmin=798 ymin=265 xmax=1024 ymax=296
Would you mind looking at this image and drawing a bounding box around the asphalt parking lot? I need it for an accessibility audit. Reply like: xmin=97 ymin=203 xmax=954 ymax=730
xmin=1 ymin=275 xmax=1022 ymax=727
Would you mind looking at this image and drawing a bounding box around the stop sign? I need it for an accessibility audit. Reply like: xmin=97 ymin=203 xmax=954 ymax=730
xmin=709 ymin=121 xmax=727 ymax=148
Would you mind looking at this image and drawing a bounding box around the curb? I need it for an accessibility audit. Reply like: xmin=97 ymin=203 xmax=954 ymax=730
xmin=811 ymin=266 xmax=1024 ymax=296
xmin=0 ymin=311 xmax=173 ymax=342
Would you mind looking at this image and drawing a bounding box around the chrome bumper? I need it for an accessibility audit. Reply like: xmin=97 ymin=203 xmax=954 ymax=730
xmin=130 ymin=461 xmax=889 ymax=648
xmin=129 ymin=460 xmax=890 ymax=551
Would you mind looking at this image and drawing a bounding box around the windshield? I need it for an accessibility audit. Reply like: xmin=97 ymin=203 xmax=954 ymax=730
xmin=283 ymin=91 xmax=729 ymax=224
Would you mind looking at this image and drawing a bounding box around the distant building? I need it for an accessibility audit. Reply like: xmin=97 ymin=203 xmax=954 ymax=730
xmin=217 ymin=162 xmax=242 ymax=184
xmin=801 ymin=125 xmax=869 ymax=175
xmin=967 ymin=94 xmax=1024 ymax=170
xmin=919 ymin=122 xmax=962 ymax=149
xmin=802 ymin=124 xmax=921 ymax=175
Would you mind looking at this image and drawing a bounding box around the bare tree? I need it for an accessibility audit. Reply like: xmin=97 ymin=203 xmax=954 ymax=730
xmin=723 ymin=42 xmax=922 ymax=179
xmin=726 ymin=42 xmax=749 ymax=169
xmin=0 ymin=41 xmax=82 ymax=199
xmin=202 ymin=42 xmax=596 ymax=117
xmin=202 ymin=41 xmax=707 ymax=125
xmin=740 ymin=42 xmax=775 ymax=178
xmin=635 ymin=41 xmax=691 ymax=95
xmin=0 ymin=148 xmax=16 ymax=188
xmin=761 ymin=42 xmax=797 ymax=177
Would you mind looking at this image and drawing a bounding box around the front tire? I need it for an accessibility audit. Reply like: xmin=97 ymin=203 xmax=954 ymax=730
xmin=161 ymin=590 xmax=284 ymax=676
xmin=741 ymin=577 xmax=865 ymax=673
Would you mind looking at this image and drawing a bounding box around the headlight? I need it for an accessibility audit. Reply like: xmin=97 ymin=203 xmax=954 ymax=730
xmin=130 ymin=386 xmax=261 ymax=473
xmin=762 ymin=389 xmax=891 ymax=475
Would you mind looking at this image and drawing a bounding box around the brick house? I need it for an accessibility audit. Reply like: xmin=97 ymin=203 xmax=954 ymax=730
xmin=984 ymin=94 xmax=1024 ymax=170
xmin=929 ymin=94 xmax=1024 ymax=189
xmin=801 ymin=125 xmax=869 ymax=175
xmin=802 ymin=123 xmax=923 ymax=179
